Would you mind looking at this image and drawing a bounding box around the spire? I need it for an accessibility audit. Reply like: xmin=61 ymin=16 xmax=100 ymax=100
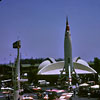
xmin=66 ymin=16 xmax=70 ymax=32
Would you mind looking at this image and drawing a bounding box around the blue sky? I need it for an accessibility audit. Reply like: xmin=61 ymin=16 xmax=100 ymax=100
xmin=0 ymin=0 xmax=100 ymax=64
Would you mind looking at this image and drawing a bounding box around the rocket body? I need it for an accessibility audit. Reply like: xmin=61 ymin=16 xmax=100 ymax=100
xmin=64 ymin=18 xmax=73 ymax=85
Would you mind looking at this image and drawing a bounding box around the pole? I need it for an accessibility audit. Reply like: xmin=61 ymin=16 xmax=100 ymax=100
xmin=17 ymin=48 xmax=20 ymax=91
xmin=14 ymin=47 xmax=20 ymax=100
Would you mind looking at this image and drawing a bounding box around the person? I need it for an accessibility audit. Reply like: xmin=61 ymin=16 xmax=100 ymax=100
xmin=73 ymin=89 xmax=76 ymax=96
xmin=18 ymin=97 xmax=20 ymax=100
xmin=48 ymin=89 xmax=54 ymax=100
xmin=37 ymin=92 xmax=42 ymax=99
xmin=48 ymin=89 xmax=57 ymax=100
xmin=6 ymin=94 xmax=10 ymax=100
xmin=69 ymin=96 xmax=72 ymax=100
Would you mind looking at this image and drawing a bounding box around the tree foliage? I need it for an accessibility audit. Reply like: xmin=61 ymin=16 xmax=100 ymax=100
xmin=20 ymin=58 xmax=44 ymax=65
xmin=93 ymin=57 xmax=100 ymax=73
xmin=89 ymin=57 xmax=100 ymax=74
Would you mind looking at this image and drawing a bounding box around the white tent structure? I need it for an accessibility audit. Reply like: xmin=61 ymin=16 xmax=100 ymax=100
xmin=79 ymin=83 xmax=89 ymax=87
xmin=38 ymin=57 xmax=97 ymax=75
xmin=90 ymin=85 xmax=100 ymax=89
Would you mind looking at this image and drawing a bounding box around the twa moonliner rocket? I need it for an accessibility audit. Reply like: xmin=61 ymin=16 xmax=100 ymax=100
xmin=64 ymin=17 xmax=73 ymax=86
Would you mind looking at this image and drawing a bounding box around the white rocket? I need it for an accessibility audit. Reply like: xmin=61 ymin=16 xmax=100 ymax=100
xmin=64 ymin=17 xmax=73 ymax=86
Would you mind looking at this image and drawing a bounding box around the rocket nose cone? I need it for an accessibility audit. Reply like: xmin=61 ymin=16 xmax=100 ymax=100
xmin=66 ymin=17 xmax=68 ymax=25
xmin=66 ymin=17 xmax=70 ymax=31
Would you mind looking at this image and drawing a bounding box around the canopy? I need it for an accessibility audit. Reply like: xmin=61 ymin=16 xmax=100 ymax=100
xmin=79 ymin=83 xmax=89 ymax=87
xmin=90 ymin=85 xmax=100 ymax=89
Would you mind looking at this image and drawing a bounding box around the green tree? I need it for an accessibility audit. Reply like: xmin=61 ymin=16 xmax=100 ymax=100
xmin=94 ymin=57 xmax=100 ymax=73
